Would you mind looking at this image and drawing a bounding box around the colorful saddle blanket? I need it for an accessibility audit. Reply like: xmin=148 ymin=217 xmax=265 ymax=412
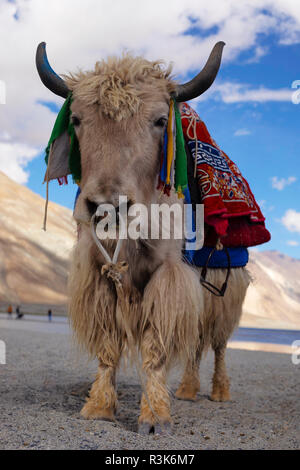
xmin=158 ymin=101 xmax=271 ymax=252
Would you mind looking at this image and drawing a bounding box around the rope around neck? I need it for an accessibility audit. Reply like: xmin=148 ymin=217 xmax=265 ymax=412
xmin=43 ymin=142 xmax=53 ymax=231
xmin=90 ymin=213 xmax=123 ymax=264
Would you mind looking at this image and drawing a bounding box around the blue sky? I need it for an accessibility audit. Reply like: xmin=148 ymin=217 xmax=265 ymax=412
xmin=197 ymin=40 xmax=300 ymax=257
xmin=1 ymin=0 xmax=300 ymax=258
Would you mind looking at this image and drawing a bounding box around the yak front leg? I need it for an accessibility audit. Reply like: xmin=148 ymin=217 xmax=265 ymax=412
xmin=138 ymin=260 xmax=203 ymax=434
xmin=81 ymin=345 xmax=121 ymax=421
xmin=211 ymin=344 xmax=230 ymax=402
xmin=138 ymin=329 xmax=171 ymax=435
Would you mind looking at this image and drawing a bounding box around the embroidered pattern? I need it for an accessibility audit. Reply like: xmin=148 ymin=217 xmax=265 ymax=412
xmin=187 ymin=140 xmax=231 ymax=173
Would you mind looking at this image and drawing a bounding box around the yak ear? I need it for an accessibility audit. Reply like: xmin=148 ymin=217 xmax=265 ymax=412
xmin=43 ymin=131 xmax=71 ymax=182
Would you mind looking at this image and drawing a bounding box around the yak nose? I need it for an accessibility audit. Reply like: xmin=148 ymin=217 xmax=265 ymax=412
xmin=85 ymin=197 xmax=132 ymax=219
xmin=85 ymin=198 xmax=116 ymax=219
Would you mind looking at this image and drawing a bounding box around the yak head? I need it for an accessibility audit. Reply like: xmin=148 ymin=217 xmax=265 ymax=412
xmin=36 ymin=42 xmax=224 ymax=227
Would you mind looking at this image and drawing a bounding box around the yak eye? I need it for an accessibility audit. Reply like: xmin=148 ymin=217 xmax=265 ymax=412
xmin=85 ymin=198 xmax=98 ymax=216
xmin=154 ymin=117 xmax=167 ymax=128
xmin=71 ymin=115 xmax=81 ymax=127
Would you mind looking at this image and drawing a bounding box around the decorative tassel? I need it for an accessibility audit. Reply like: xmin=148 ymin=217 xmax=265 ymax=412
xmin=57 ymin=176 xmax=68 ymax=185
xmin=157 ymin=98 xmax=189 ymax=199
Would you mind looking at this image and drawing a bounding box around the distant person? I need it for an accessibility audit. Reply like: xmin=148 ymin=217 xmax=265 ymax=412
xmin=48 ymin=309 xmax=52 ymax=322
xmin=16 ymin=306 xmax=23 ymax=319
xmin=7 ymin=304 xmax=13 ymax=319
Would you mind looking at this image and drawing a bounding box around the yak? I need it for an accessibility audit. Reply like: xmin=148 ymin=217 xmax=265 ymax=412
xmin=36 ymin=42 xmax=250 ymax=435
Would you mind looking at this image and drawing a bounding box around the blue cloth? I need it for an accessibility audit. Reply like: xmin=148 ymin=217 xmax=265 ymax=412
xmin=183 ymin=246 xmax=248 ymax=268
xmin=74 ymin=186 xmax=81 ymax=211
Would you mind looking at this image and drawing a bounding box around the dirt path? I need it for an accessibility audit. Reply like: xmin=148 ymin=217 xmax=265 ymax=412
xmin=0 ymin=324 xmax=299 ymax=450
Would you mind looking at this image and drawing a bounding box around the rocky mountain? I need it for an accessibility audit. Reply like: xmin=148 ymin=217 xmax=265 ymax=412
xmin=0 ymin=170 xmax=299 ymax=328
xmin=242 ymin=250 xmax=300 ymax=329
xmin=0 ymin=171 xmax=76 ymax=314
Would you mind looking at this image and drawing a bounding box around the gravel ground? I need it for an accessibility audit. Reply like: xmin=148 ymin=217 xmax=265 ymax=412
xmin=0 ymin=322 xmax=299 ymax=450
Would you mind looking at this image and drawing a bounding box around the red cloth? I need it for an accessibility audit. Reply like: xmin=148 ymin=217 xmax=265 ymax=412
xmin=180 ymin=102 xmax=271 ymax=247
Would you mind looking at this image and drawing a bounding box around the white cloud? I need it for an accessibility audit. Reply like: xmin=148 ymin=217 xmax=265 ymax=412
xmin=246 ymin=45 xmax=269 ymax=63
xmin=271 ymin=176 xmax=297 ymax=191
xmin=234 ymin=128 xmax=251 ymax=136
xmin=274 ymin=0 xmax=300 ymax=44
xmin=281 ymin=209 xmax=300 ymax=234
xmin=287 ymin=240 xmax=299 ymax=246
xmin=0 ymin=0 xmax=300 ymax=182
xmin=198 ymin=82 xmax=293 ymax=103
xmin=0 ymin=142 xmax=38 ymax=184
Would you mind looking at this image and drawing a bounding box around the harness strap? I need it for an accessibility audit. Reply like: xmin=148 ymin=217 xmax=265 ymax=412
xmin=200 ymin=245 xmax=231 ymax=296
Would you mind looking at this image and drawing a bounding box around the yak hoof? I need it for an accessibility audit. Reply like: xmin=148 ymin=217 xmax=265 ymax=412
xmin=80 ymin=403 xmax=115 ymax=421
xmin=138 ymin=422 xmax=171 ymax=436
xmin=210 ymin=386 xmax=230 ymax=402
xmin=175 ymin=383 xmax=200 ymax=401
xmin=175 ymin=384 xmax=199 ymax=401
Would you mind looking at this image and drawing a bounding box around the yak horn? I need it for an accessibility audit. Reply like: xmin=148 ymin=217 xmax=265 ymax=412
xmin=36 ymin=42 xmax=69 ymax=99
xmin=175 ymin=41 xmax=225 ymax=102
